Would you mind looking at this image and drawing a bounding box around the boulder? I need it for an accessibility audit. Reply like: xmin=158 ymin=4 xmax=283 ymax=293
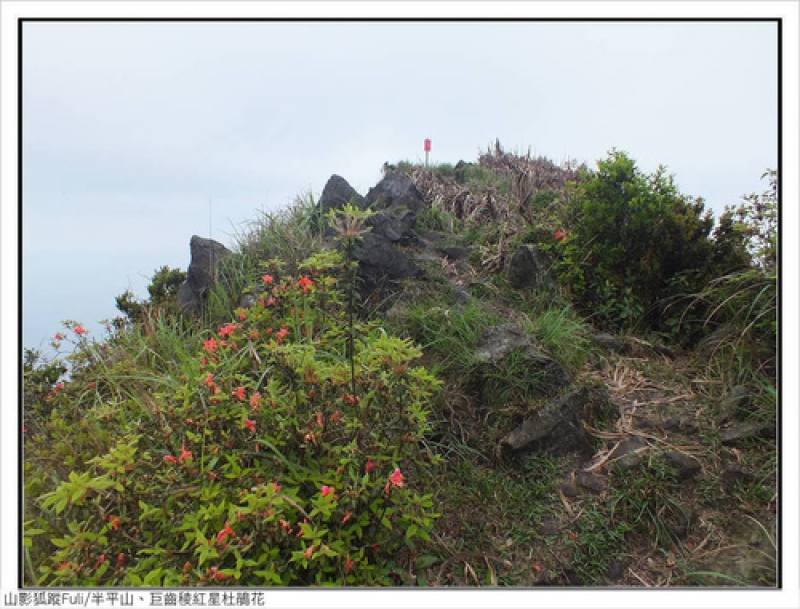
xmin=365 ymin=170 xmax=427 ymax=213
xmin=508 ymin=244 xmax=548 ymax=289
xmin=177 ymin=235 xmax=230 ymax=314
xmin=365 ymin=208 xmax=417 ymax=244
xmin=354 ymin=232 xmax=421 ymax=296
xmin=318 ymin=174 xmax=366 ymax=214
xmin=720 ymin=422 xmax=776 ymax=445
xmin=474 ymin=323 xmax=569 ymax=394
xmin=499 ymin=387 xmax=614 ymax=456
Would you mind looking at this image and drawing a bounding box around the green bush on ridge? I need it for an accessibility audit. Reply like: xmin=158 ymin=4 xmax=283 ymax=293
xmin=25 ymin=250 xmax=441 ymax=586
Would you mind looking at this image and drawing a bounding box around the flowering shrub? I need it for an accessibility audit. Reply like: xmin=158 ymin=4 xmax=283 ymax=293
xmin=25 ymin=253 xmax=441 ymax=586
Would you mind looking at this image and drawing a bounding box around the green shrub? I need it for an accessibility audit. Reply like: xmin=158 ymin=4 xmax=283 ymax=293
xmin=25 ymin=254 xmax=440 ymax=586
xmin=554 ymin=150 xmax=750 ymax=333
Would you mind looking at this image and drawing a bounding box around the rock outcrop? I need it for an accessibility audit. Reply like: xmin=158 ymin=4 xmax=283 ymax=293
xmin=177 ymin=235 xmax=230 ymax=313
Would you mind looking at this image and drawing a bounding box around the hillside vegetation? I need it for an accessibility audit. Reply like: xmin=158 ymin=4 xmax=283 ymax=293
xmin=23 ymin=143 xmax=778 ymax=587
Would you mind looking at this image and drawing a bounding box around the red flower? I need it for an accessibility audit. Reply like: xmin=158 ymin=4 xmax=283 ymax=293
xmin=315 ymin=412 xmax=324 ymax=428
xmin=554 ymin=229 xmax=568 ymax=242
xmin=266 ymin=296 xmax=276 ymax=307
xmin=365 ymin=459 xmax=376 ymax=474
xmin=73 ymin=325 xmax=86 ymax=335
xmin=389 ymin=468 xmax=404 ymax=488
xmin=275 ymin=326 xmax=289 ymax=344
xmin=87 ymin=381 xmax=96 ymax=390
xmin=298 ymin=276 xmax=314 ymax=293
xmin=261 ymin=274 xmax=274 ymax=284
xmin=218 ymin=324 xmax=237 ymax=338
xmin=320 ymin=485 xmax=335 ymax=498
xmin=164 ymin=455 xmax=177 ymax=464
xmin=179 ymin=443 xmax=192 ymax=462
xmin=244 ymin=419 xmax=256 ymax=434
xmin=109 ymin=515 xmax=120 ymax=531
xmin=203 ymin=337 xmax=219 ymax=353
xmin=232 ymin=386 xmax=246 ymax=401
xmin=54 ymin=333 xmax=65 ymax=341
xmin=250 ymin=392 xmax=262 ymax=409
xmin=53 ymin=382 xmax=64 ymax=392
xmin=216 ymin=520 xmax=236 ymax=544
xmin=330 ymin=410 xmax=341 ymax=424
xmin=345 ymin=556 xmax=355 ymax=574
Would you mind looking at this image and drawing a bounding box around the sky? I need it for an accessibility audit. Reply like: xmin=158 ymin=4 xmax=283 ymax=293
xmin=17 ymin=17 xmax=779 ymax=352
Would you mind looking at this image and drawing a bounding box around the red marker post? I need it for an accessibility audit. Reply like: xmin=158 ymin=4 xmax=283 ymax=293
xmin=424 ymin=138 xmax=431 ymax=168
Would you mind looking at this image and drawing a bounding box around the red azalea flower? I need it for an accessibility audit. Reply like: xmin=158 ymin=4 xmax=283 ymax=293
xmin=244 ymin=419 xmax=256 ymax=434
xmin=250 ymin=392 xmax=262 ymax=408
xmin=320 ymin=485 xmax=334 ymax=498
xmin=345 ymin=556 xmax=355 ymax=574
xmin=232 ymin=386 xmax=246 ymax=401
xmin=261 ymin=274 xmax=274 ymax=284
xmin=109 ymin=515 xmax=120 ymax=531
xmin=203 ymin=337 xmax=218 ymax=353
xmin=218 ymin=324 xmax=237 ymax=338
xmin=389 ymin=468 xmax=404 ymax=488
xmin=53 ymin=382 xmax=64 ymax=392
xmin=164 ymin=454 xmax=177 ymax=464
xmin=298 ymin=276 xmax=314 ymax=293
xmin=266 ymin=296 xmax=276 ymax=307
xmin=330 ymin=410 xmax=341 ymax=424
xmin=216 ymin=520 xmax=235 ymax=544
xmin=179 ymin=444 xmax=192 ymax=462
xmin=554 ymin=229 xmax=568 ymax=242
xmin=73 ymin=325 xmax=86 ymax=335
xmin=54 ymin=333 xmax=65 ymax=341
xmin=275 ymin=327 xmax=289 ymax=344
xmin=365 ymin=459 xmax=376 ymax=474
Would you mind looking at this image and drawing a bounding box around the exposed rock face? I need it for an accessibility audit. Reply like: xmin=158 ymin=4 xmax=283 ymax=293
xmin=318 ymin=174 xmax=365 ymax=214
xmin=366 ymin=209 xmax=417 ymax=244
xmin=362 ymin=171 xmax=426 ymax=245
xmin=354 ymin=232 xmax=421 ymax=296
xmin=474 ymin=323 xmax=570 ymax=394
xmin=499 ymin=387 xmax=614 ymax=456
xmin=177 ymin=235 xmax=230 ymax=313
xmin=365 ymin=170 xmax=427 ymax=213
xmin=508 ymin=244 xmax=548 ymax=289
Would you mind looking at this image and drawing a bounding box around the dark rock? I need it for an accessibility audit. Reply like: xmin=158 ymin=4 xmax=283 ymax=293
xmin=474 ymin=323 xmax=570 ymax=395
xmin=499 ymin=387 xmax=614 ymax=456
xmin=177 ymin=235 xmax=230 ymax=314
xmin=318 ymin=174 xmax=365 ymax=214
xmin=365 ymin=208 xmax=417 ymax=244
xmin=354 ymin=232 xmax=421 ymax=296
xmin=575 ymin=471 xmax=605 ymax=494
xmin=664 ymin=451 xmax=701 ymax=480
xmin=239 ymin=293 xmax=257 ymax=309
xmin=439 ymin=246 xmax=472 ymax=261
xmin=613 ymin=436 xmax=649 ymax=471
xmin=722 ymin=463 xmax=755 ymax=486
xmin=716 ymin=385 xmax=753 ymax=425
xmin=559 ymin=482 xmax=580 ymax=498
xmin=720 ymin=422 xmax=776 ymax=445
xmin=508 ymin=244 xmax=548 ymax=289
xmin=365 ymin=170 xmax=427 ymax=213
xmin=592 ymin=332 xmax=626 ymax=353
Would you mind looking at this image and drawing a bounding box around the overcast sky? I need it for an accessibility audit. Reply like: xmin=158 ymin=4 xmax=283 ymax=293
xmin=20 ymin=18 xmax=779 ymax=351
